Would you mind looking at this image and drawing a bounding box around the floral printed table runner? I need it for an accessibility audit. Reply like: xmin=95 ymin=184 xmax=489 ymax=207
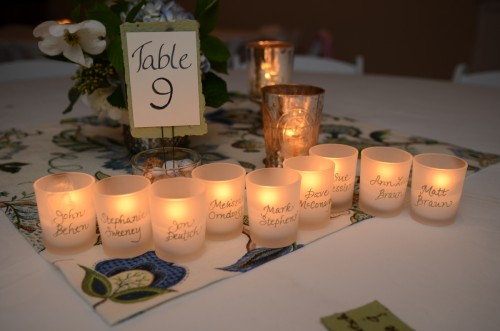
xmin=1 ymin=95 xmax=499 ymax=325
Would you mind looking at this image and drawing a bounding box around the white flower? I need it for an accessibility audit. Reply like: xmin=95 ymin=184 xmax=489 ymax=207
xmin=33 ymin=20 xmax=106 ymax=67
xmin=81 ymin=87 xmax=128 ymax=123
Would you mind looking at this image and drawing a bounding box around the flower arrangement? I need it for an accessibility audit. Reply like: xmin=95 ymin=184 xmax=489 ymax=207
xmin=33 ymin=0 xmax=230 ymax=123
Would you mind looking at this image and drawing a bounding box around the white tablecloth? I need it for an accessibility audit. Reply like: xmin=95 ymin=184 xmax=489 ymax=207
xmin=1 ymin=69 xmax=499 ymax=330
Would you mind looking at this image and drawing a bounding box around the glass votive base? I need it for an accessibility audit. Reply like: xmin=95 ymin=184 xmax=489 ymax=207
xmin=192 ymin=162 xmax=246 ymax=240
xmin=149 ymin=177 xmax=207 ymax=263
xmin=33 ymin=172 xmax=97 ymax=255
xmin=283 ymin=155 xmax=334 ymax=229
xmin=245 ymin=168 xmax=301 ymax=248
xmin=410 ymin=153 xmax=467 ymax=226
xmin=130 ymin=147 xmax=202 ymax=183
xmin=93 ymin=175 xmax=153 ymax=259
xmin=309 ymin=143 xmax=359 ymax=213
xmin=358 ymin=146 xmax=413 ymax=217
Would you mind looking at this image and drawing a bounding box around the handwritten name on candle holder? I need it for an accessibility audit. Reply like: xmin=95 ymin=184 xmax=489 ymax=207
xmin=99 ymin=212 xmax=146 ymax=243
xmin=300 ymin=188 xmax=331 ymax=210
xmin=52 ymin=208 xmax=90 ymax=237
xmin=208 ymin=198 xmax=244 ymax=222
xmin=415 ymin=185 xmax=453 ymax=208
xmin=369 ymin=175 xmax=407 ymax=200
xmin=165 ymin=220 xmax=204 ymax=242
xmin=260 ymin=204 xmax=299 ymax=227
xmin=333 ymin=173 xmax=353 ymax=192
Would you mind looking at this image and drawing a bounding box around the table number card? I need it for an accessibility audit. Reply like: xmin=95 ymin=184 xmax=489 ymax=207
xmin=121 ymin=21 xmax=207 ymax=138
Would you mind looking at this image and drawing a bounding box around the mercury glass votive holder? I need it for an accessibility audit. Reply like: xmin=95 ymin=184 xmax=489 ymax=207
xmin=192 ymin=162 xmax=246 ymax=240
xmin=283 ymin=155 xmax=334 ymax=229
xmin=33 ymin=172 xmax=97 ymax=255
xmin=410 ymin=153 xmax=467 ymax=226
xmin=246 ymin=40 xmax=294 ymax=101
xmin=309 ymin=144 xmax=359 ymax=213
xmin=245 ymin=168 xmax=301 ymax=248
xmin=130 ymin=147 xmax=202 ymax=183
xmin=93 ymin=175 xmax=153 ymax=258
xmin=359 ymin=147 xmax=413 ymax=217
xmin=261 ymin=84 xmax=325 ymax=167
xmin=149 ymin=177 xmax=207 ymax=262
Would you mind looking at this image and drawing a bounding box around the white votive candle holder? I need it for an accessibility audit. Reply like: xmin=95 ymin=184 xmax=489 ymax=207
xmin=93 ymin=175 xmax=152 ymax=258
xmin=283 ymin=155 xmax=334 ymax=228
xmin=245 ymin=168 xmax=301 ymax=248
xmin=309 ymin=144 xmax=359 ymax=213
xmin=410 ymin=153 xmax=467 ymax=226
xmin=149 ymin=177 xmax=206 ymax=262
xmin=192 ymin=162 xmax=246 ymax=240
xmin=359 ymin=147 xmax=413 ymax=217
xmin=33 ymin=172 xmax=97 ymax=255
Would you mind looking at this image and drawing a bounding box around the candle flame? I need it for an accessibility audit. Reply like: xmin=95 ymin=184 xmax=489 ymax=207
xmin=214 ymin=184 xmax=232 ymax=200
xmin=433 ymin=173 xmax=450 ymax=188
xmin=57 ymin=18 xmax=71 ymax=24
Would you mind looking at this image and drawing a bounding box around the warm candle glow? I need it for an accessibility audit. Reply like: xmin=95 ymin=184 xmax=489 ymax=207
xmin=93 ymin=175 xmax=152 ymax=258
xmin=283 ymin=156 xmax=334 ymax=228
xmin=149 ymin=177 xmax=206 ymax=262
xmin=33 ymin=172 xmax=97 ymax=255
xmin=433 ymin=173 xmax=450 ymax=188
xmin=410 ymin=153 xmax=468 ymax=225
xmin=359 ymin=147 xmax=413 ymax=217
xmin=309 ymin=144 xmax=359 ymax=213
xmin=167 ymin=202 xmax=188 ymax=221
xmin=214 ymin=183 xmax=232 ymax=200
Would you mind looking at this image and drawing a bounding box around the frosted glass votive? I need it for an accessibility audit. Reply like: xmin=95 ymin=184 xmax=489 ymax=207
xmin=192 ymin=163 xmax=246 ymax=240
xmin=309 ymin=144 xmax=359 ymax=213
xmin=359 ymin=147 xmax=413 ymax=217
xmin=283 ymin=155 xmax=334 ymax=228
xmin=245 ymin=168 xmax=301 ymax=248
xmin=149 ymin=177 xmax=206 ymax=262
xmin=33 ymin=172 xmax=97 ymax=255
xmin=410 ymin=153 xmax=467 ymax=226
xmin=93 ymin=175 xmax=153 ymax=258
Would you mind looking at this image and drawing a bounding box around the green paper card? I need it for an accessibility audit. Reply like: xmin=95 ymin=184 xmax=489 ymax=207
xmin=121 ymin=21 xmax=207 ymax=138
xmin=320 ymin=300 xmax=414 ymax=331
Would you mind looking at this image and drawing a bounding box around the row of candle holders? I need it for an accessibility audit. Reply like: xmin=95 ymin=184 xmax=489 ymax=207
xmin=33 ymin=144 xmax=467 ymax=262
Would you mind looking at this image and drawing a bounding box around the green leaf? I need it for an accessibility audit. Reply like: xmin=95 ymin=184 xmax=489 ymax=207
xmin=109 ymin=0 xmax=129 ymax=16
xmin=86 ymin=2 xmax=122 ymax=37
xmin=200 ymin=35 xmax=230 ymax=63
xmin=195 ymin=0 xmax=219 ymax=35
xmin=63 ymin=87 xmax=81 ymax=114
xmin=110 ymin=287 xmax=172 ymax=304
xmin=107 ymin=85 xmax=126 ymax=109
xmin=125 ymin=0 xmax=147 ymax=23
xmin=79 ymin=265 xmax=112 ymax=299
xmin=107 ymin=37 xmax=124 ymax=77
xmin=209 ymin=60 xmax=228 ymax=74
xmin=71 ymin=4 xmax=82 ymax=22
xmin=202 ymin=72 xmax=230 ymax=108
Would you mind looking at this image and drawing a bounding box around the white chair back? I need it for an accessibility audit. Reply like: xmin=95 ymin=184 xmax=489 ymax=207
xmin=452 ymin=63 xmax=500 ymax=89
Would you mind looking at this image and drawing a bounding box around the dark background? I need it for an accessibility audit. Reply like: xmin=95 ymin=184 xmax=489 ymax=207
xmin=2 ymin=0 xmax=499 ymax=80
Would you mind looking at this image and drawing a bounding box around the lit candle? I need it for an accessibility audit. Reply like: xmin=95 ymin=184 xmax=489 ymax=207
xmin=245 ymin=168 xmax=301 ymax=248
xmin=149 ymin=177 xmax=206 ymax=262
xmin=359 ymin=147 xmax=413 ymax=217
xmin=309 ymin=144 xmax=359 ymax=213
xmin=261 ymin=84 xmax=324 ymax=167
xmin=33 ymin=172 xmax=97 ymax=255
xmin=93 ymin=175 xmax=152 ymax=258
xmin=246 ymin=41 xmax=294 ymax=101
xmin=192 ymin=163 xmax=246 ymax=240
xmin=283 ymin=155 xmax=334 ymax=228
xmin=410 ymin=153 xmax=467 ymax=225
